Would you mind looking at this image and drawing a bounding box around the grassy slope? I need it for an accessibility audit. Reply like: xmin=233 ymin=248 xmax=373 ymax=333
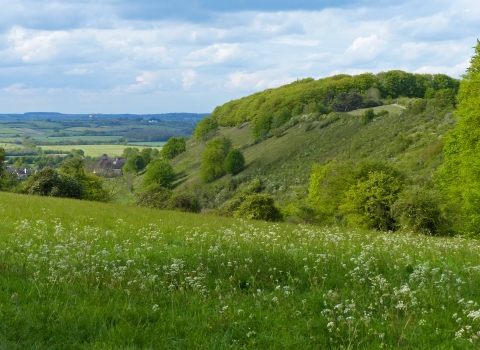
xmin=2 ymin=191 xmax=480 ymax=348
xmin=170 ymin=105 xmax=455 ymax=208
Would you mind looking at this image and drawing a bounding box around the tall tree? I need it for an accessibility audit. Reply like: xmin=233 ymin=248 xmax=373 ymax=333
xmin=437 ymin=40 xmax=480 ymax=235
xmin=201 ymin=137 xmax=232 ymax=183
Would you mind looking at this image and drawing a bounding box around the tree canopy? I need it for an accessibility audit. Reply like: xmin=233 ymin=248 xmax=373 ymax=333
xmin=193 ymin=116 xmax=218 ymax=140
xmin=437 ymin=40 xmax=480 ymax=235
xmin=162 ymin=137 xmax=186 ymax=160
xmin=123 ymin=155 xmax=146 ymax=175
xmin=143 ymin=159 xmax=175 ymax=188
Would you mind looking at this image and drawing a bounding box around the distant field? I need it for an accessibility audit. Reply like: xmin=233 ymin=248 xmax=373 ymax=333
xmin=128 ymin=141 xmax=167 ymax=147
xmin=34 ymin=135 xmax=121 ymax=142
xmin=42 ymin=144 xmax=163 ymax=157
xmin=347 ymin=104 xmax=405 ymax=116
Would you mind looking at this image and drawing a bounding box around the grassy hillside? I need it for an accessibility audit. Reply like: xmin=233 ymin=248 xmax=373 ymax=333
xmin=2 ymin=191 xmax=480 ymax=348
xmin=169 ymin=99 xmax=455 ymax=216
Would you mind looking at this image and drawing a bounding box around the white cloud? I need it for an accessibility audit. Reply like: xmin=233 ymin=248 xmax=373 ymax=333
xmin=2 ymin=83 xmax=32 ymax=95
xmin=65 ymin=68 xmax=92 ymax=75
xmin=186 ymin=44 xmax=243 ymax=66
xmin=226 ymin=70 xmax=294 ymax=91
xmin=0 ymin=1 xmax=477 ymax=113
xmin=414 ymin=59 xmax=470 ymax=78
xmin=345 ymin=35 xmax=387 ymax=60
xmin=182 ymin=69 xmax=196 ymax=90
xmin=271 ymin=38 xmax=320 ymax=46
xmin=117 ymin=71 xmax=162 ymax=94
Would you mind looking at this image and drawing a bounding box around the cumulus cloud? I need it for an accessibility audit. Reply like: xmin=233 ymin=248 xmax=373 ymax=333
xmin=345 ymin=35 xmax=387 ymax=60
xmin=186 ymin=44 xmax=243 ymax=66
xmin=226 ymin=70 xmax=294 ymax=91
xmin=0 ymin=0 xmax=477 ymax=113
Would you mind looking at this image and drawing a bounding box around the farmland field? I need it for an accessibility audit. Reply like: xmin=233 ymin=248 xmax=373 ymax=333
xmin=41 ymin=144 xmax=163 ymax=157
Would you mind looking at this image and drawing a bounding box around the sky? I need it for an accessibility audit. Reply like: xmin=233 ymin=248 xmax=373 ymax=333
xmin=0 ymin=0 xmax=478 ymax=114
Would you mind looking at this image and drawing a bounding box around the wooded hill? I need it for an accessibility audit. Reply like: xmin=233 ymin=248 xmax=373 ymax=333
xmin=209 ymin=70 xmax=459 ymax=127
xmin=164 ymin=68 xmax=460 ymax=232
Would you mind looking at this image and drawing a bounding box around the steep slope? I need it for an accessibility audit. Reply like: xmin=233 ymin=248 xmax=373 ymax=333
xmin=170 ymin=97 xmax=456 ymax=214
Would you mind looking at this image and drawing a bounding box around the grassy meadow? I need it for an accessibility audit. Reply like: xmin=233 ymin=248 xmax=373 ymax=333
xmin=2 ymin=191 xmax=480 ymax=348
xmin=346 ymin=104 xmax=405 ymax=116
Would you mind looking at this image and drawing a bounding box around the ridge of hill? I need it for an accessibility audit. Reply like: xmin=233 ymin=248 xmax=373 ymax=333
xmin=209 ymin=70 xmax=459 ymax=127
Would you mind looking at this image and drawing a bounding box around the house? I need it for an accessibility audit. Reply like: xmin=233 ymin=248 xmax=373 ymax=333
xmin=14 ymin=168 xmax=29 ymax=180
xmin=94 ymin=155 xmax=125 ymax=177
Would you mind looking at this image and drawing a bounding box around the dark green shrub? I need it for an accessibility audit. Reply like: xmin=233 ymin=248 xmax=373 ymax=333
xmin=238 ymin=178 xmax=263 ymax=195
xmin=135 ymin=184 xmax=173 ymax=209
xmin=216 ymin=197 xmax=245 ymax=217
xmin=392 ymin=186 xmax=447 ymax=235
xmin=304 ymin=122 xmax=315 ymax=131
xmin=361 ymin=109 xmax=375 ymax=125
xmin=410 ymin=99 xmax=427 ymax=115
xmin=24 ymin=167 xmax=82 ymax=199
xmin=224 ymin=149 xmax=245 ymax=175
xmin=235 ymin=194 xmax=283 ymax=222
xmin=170 ymin=192 xmax=201 ymax=213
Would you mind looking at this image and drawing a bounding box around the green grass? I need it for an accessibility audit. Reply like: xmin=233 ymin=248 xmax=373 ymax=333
xmin=1 ymin=191 xmax=480 ymax=349
xmin=347 ymin=103 xmax=406 ymax=116
xmin=41 ymin=144 xmax=163 ymax=157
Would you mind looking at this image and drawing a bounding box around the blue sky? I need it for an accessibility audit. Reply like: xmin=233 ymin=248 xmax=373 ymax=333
xmin=0 ymin=0 xmax=478 ymax=114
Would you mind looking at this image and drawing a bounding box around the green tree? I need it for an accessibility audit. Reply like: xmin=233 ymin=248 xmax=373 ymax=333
xmin=340 ymin=171 xmax=404 ymax=231
xmin=59 ymin=157 xmax=109 ymax=202
xmin=201 ymin=137 xmax=232 ymax=183
xmin=252 ymin=113 xmax=273 ymax=140
xmin=139 ymin=148 xmax=153 ymax=165
xmin=224 ymin=149 xmax=245 ymax=175
xmin=308 ymin=161 xmax=357 ymax=223
xmin=122 ymin=147 xmax=140 ymax=160
xmin=437 ymin=40 xmax=480 ymax=235
xmin=151 ymin=148 xmax=160 ymax=158
xmin=123 ymin=155 xmax=146 ymax=175
xmin=308 ymin=159 xmax=403 ymax=225
xmin=24 ymin=167 xmax=83 ymax=199
xmin=162 ymin=137 xmax=186 ymax=160
xmin=194 ymin=116 xmax=218 ymax=140
xmin=143 ymin=159 xmax=175 ymax=188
